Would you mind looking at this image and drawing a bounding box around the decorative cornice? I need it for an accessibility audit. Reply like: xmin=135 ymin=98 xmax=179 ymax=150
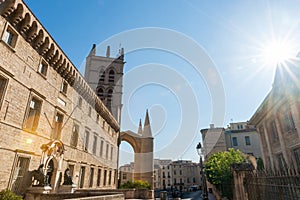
xmin=0 ymin=0 xmax=120 ymax=131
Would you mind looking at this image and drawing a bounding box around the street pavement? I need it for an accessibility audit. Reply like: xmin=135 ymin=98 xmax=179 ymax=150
xmin=151 ymin=190 xmax=216 ymax=200
xmin=180 ymin=190 xmax=216 ymax=200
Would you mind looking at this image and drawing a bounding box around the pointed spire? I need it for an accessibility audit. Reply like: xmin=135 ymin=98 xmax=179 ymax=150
xmin=138 ymin=119 xmax=143 ymax=135
xmin=142 ymin=109 xmax=152 ymax=137
xmin=89 ymin=44 xmax=96 ymax=56
xmin=106 ymin=46 xmax=110 ymax=57
xmin=118 ymin=47 xmax=124 ymax=60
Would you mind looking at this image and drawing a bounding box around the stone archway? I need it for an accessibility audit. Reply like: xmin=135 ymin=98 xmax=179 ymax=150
xmin=119 ymin=111 xmax=154 ymax=188
xmin=40 ymin=140 xmax=65 ymax=192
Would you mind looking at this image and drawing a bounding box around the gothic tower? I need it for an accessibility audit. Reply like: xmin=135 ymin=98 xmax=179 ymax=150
xmin=84 ymin=44 xmax=125 ymax=124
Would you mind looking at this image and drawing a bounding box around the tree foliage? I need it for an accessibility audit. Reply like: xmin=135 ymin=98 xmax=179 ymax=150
xmin=205 ymin=148 xmax=245 ymax=185
xmin=0 ymin=189 xmax=22 ymax=200
xmin=120 ymin=180 xmax=151 ymax=189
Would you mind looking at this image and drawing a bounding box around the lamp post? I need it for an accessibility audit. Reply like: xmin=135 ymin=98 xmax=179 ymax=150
xmin=196 ymin=142 xmax=208 ymax=200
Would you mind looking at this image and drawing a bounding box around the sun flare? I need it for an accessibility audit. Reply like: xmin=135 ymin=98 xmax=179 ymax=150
xmin=261 ymin=39 xmax=296 ymax=67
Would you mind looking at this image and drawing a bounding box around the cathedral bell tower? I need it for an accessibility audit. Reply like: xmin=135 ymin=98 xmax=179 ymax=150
xmin=84 ymin=44 xmax=125 ymax=124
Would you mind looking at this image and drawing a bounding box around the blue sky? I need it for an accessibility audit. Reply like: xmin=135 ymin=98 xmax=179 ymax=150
xmin=24 ymin=0 xmax=300 ymax=165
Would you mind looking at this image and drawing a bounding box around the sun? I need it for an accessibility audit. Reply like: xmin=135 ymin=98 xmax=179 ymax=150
xmin=261 ymin=38 xmax=296 ymax=67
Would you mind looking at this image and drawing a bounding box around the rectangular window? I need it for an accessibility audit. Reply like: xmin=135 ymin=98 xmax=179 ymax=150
xmin=79 ymin=166 xmax=85 ymax=188
xmin=100 ymin=140 xmax=104 ymax=157
xmin=0 ymin=75 xmax=8 ymax=109
xmin=245 ymin=136 xmax=251 ymax=145
xmin=2 ymin=26 xmax=17 ymax=48
xmin=84 ymin=131 xmax=90 ymax=151
xmin=93 ymin=135 xmax=97 ymax=155
xmin=103 ymin=170 xmax=107 ymax=186
xmin=70 ymin=123 xmax=79 ymax=147
xmin=88 ymin=106 xmax=92 ymax=117
xmin=108 ymin=170 xmax=112 ymax=185
xmin=122 ymin=172 xmax=127 ymax=180
xmin=52 ymin=112 xmax=63 ymax=139
xmin=270 ymin=120 xmax=279 ymax=141
xmin=106 ymin=143 xmax=109 ymax=159
xmin=10 ymin=156 xmax=30 ymax=195
xmin=110 ymin=146 xmax=113 ymax=160
xmin=277 ymin=153 xmax=286 ymax=170
xmin=78 ymin=97 xmax=82 ymax=108
xmin=24 ymin=96 xmax=42 ymax=131
xmin=61 ymin=81 xmax=68 ymax=94
xmin=232 ymin=137 xmax=238 ymax=146
xmin=89 ymin=168 xmax=94 ymax=187
xmin=38 ymin=60 xmax=48 ymax=77
xmin=293 ymin=148 xmax=300 ymax=173
xmin=283 ymin=110 xmax=295 ymax=132
xmin=97 ymin=169 xmax=101 ymax=187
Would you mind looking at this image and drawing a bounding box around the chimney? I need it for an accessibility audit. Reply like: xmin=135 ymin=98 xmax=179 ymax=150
xmin=210 ymin=124 xmax=215 ymax=129
xmin=106 ymin=46 xmax=110 ymax=57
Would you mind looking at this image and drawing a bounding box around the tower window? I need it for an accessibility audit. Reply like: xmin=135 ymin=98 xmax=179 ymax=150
xmin=108 ymin=70 xmax=115 ymax=83
xmin=106 ymin=89 xmax=113 ymax=109
xmin=99 ymin=71 xmax=105 ymax=82
xmin=97 ymin=87 xmax=104 ymax=101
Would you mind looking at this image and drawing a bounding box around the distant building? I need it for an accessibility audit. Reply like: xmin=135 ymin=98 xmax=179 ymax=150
xmin=171 ymin=160 xmax=200 ymax=191
xmin=200 ymin=124 xmax=226 ymax=159
xmin=225 ymin=122 xmax=262 ymax=158
xmin=120 ymin=159 xmax=200 ymax=191
xmin=250 ymin=63 xmax=300 ymax=172
xmin=119 ymin=162 xmax=134 ymax=185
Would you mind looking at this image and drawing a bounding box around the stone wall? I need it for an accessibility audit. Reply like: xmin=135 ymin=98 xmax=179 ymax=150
xmin=0 ymin=0 xmax=120 ymax=194
xmin=76 ymin=189 xmax=154 ymax=199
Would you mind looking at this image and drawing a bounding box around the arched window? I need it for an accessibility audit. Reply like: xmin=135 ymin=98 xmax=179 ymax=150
xmin=108 ymin=70 xmax=115 ymax=83
xmin=97 ymin=87 xmax=104 ymax=101
xmin=99 ymin=70 xmax=105 ymax=83
xmin=106 ymin=89 xmax=113 ymax=110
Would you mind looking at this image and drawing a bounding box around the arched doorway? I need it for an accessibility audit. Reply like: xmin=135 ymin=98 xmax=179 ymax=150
xmin=40 ymin=140 xmax=65 ymax=192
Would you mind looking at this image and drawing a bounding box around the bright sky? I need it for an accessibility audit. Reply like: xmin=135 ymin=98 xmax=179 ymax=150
xmin=24 ymin=0 xmax=300 ymax=165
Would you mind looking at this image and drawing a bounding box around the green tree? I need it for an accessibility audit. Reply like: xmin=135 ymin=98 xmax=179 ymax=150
xmin=120 ymin=180 xmax=151 ymax=189
xmin=205 ymin=148 xmax=245 ymax=185
xmin=0 ymin=189 xmax=22 ymax=200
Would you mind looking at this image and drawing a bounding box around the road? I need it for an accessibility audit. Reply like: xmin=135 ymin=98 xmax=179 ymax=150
xmin=181 ymin=190 xmax=216 ymax=200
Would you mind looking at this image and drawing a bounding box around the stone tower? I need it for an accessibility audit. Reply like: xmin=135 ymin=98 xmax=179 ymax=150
xmin=84 ymin=44 xmax=125 ymax=124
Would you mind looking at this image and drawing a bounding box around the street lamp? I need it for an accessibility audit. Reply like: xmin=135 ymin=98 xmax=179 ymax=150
xmin=196 ymin=142 xmax=208 ymax=200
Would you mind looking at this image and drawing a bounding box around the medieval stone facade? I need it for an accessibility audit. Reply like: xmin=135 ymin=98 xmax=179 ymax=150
xmin=250 ymin=62 xmax=300 ymax=172
xmin=0 ymin=0 xmax=119 ymax=195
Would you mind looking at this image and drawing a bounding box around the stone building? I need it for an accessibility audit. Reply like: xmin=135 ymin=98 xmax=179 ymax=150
xmin=225 ymin=122 xmax=262 ymax=158
xmin=200 ymin=124 xmax=226 ymax=159
xmin=119 ymin=162 xmax=134 ymax=185
xmin=84 ymin=45 xmax=125 ymax=124
xmin=0 ymin=0 xmax=121 ymax=195
xmin=158 ymin=159 xmax=173 ymax=190
xmin=171 ymin=160 xmax=200 ymax=191
xmin=119 ymin=159 xmax=200 ymax=191
xmin=250 ymin=62 xmax=300 ymax=172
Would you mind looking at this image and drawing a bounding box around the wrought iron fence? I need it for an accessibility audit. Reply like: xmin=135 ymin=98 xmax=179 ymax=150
xmin=244 ymin=170 xmax=300 ymax=200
